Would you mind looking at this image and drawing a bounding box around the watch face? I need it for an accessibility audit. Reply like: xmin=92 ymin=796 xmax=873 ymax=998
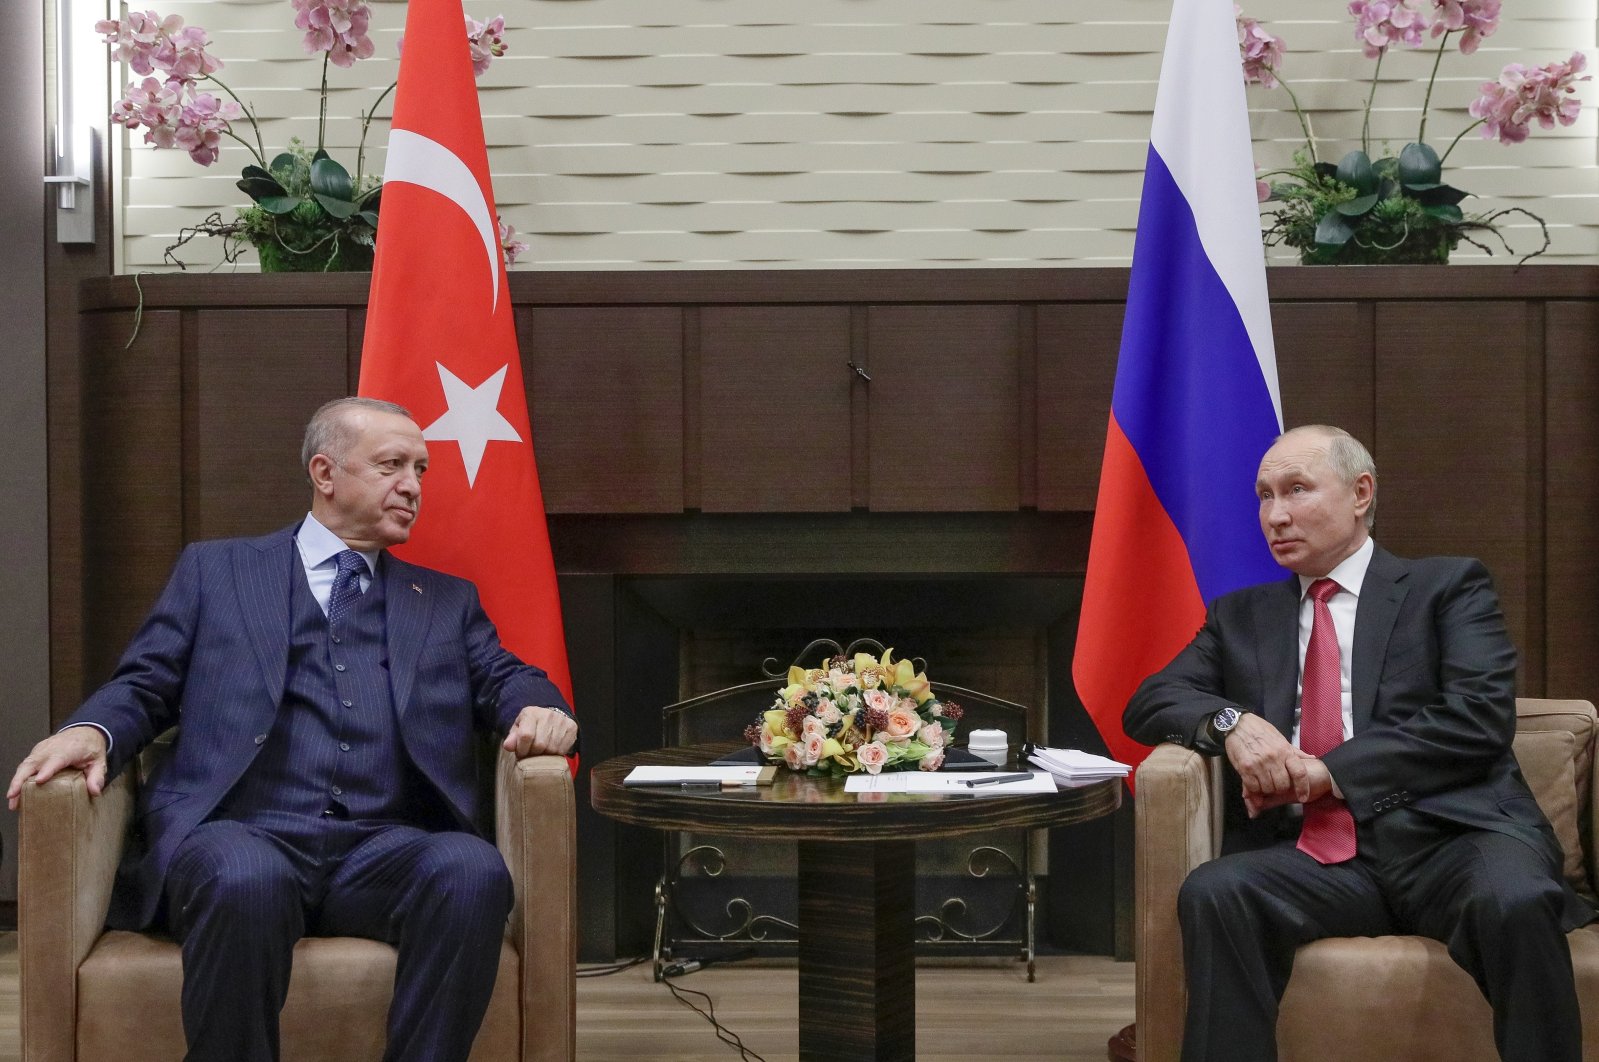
xmin=1215 ymin=707 xmax=1241 ymax=732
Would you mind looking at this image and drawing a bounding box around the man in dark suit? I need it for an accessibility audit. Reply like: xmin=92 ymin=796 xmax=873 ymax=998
xmin=1124 ymin=424 xmax=1591 ymax=1062
xmin=8 ymin=396 xmax=578 ymax=1062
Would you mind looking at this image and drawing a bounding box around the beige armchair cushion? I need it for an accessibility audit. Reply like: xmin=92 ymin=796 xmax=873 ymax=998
xmin=20 ymin=750 xmax=576 ymax=1062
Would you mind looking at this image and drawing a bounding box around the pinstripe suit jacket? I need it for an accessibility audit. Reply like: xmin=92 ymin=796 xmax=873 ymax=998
xmin=67 ymin=523 xmax=572 ymax=929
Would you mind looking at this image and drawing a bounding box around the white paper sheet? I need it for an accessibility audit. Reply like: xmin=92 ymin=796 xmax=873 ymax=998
xmin=622 ymin=766 xmax=767 ymax=786
xmin=843 ymin=770 xmax=1057 ymax=795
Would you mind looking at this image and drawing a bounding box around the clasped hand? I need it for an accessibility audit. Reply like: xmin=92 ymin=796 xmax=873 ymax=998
xmin=1225 ymin=713 xmax=1334 ymax=817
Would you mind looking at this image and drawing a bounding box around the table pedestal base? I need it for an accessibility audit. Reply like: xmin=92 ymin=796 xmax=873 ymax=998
xmin=798 ymin=839 xmax=916 ymax=1062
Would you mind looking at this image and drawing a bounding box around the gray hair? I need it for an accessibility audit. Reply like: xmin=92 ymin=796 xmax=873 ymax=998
xmin=1284 ymin=424 xmax=1377 ymax=531
xmin=302 ymin=396 xmax=412 ymax=475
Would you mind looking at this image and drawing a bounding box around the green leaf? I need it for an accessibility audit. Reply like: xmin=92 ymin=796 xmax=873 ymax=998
xmin=310 ymin=158 xmax=357 ymax=218
xmin=257 ymin=195 xmax=302 ymax=216
xmin=356 ymin=210 xmax=380 ymax=229
xmin=312 ymin=147 xmax=331 ymax=164
xmin=236 ymin=165 xmax=287 ymax=204
xmin=1413 ymin=183 xmax=1470 ymax=207
xmin=268 ymin=152 xmax=299 ymax=176
xmin=1334 ymin=150 xmax=1377 ymax=195
xmin=1398 ymin=142 xmax=1443 ymax=189
xmin=1424 ymin=203 xmax=1465 ymax=222
xmin=1312 ymin=161 xmax=1339 ymax=181
xmin=1335 ymin=193 xmax=1379 ymax=217
xmin=1314 ymin=211 xmax=1355 ymax=248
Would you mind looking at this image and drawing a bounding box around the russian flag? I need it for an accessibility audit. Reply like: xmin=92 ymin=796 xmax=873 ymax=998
xmin=1072 ymin=0 xmax=1284 ymax=774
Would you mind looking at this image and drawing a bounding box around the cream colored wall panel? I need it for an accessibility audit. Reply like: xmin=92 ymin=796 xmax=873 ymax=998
xmin=531 ymin=22 xmax=1171 ymax=56
xmin=113 ymin=0 xmax=1597 ymax=271
xmin=512 ymin=170 xmax=1141 ymax=202
xmin=517 ymin=198 xmax=1141 ymax=233
xmin=510 ymin=110 xmax=1153 ymax=146
xmin=522 ymin=226 xmax=1139 ymax=263
xmin=527 ymin=140 xmax=1152 ymax=174
xmin=517 ymin=82 xmax=1162 ymax=117
xmin=517 ymin=52 xmax=1153 ymax=85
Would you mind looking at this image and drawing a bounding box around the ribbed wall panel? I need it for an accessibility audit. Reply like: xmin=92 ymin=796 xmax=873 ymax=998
xmin=111 ymin=0 xmax=1597 ymax=270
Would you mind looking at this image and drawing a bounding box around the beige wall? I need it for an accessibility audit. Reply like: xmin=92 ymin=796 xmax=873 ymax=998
xmin=111 ymin=0 xmax=1598 ymax=271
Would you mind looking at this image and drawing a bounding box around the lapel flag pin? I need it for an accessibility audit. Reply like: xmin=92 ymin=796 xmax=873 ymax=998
xmin=411 ymin=583 xmax=423 ymax=594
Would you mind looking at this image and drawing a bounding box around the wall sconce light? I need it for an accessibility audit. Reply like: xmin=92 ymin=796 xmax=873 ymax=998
xmin=46 ymin=0 xmax=100 ymax=244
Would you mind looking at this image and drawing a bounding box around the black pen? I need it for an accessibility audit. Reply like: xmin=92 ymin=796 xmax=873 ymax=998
xmin=961 ymin=772 xmax=1034 ymax=788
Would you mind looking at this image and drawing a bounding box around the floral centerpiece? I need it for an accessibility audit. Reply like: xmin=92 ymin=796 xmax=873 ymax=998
xmin=744 ymin=648 xmax=963 ymax=776
xmin=1239 ymin=0 xmax=1589 ymax=264
xmin=96 ymin=2 xmax=528 ymax=271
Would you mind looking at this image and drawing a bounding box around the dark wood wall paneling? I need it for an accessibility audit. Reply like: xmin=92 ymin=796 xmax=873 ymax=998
xmin=68 ymin=266 xmax=1599 ymax=716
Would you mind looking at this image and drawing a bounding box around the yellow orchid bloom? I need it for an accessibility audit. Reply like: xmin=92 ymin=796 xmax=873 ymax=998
xmin=781 ymin=683 xmax=806 ymax=705
xmin=765 ymin=708 xmax=793 ymax=736
xmin=821 ymin=737 xmax=845 ymax=760
xmin=788 ymin=665 xmax=807 ymax=686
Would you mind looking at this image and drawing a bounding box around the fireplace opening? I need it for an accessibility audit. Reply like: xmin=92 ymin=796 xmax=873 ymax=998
xmin=578 ymin=572 xmax=1130 ymax=963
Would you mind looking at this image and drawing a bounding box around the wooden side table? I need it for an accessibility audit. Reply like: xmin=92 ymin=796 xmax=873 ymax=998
xmin=592 ymin=742 xmax=1123 ymax=1062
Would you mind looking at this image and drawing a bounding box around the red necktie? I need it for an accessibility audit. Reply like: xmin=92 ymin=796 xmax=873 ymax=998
xmin=1297 ymin=577 xmax=1357 ymax=864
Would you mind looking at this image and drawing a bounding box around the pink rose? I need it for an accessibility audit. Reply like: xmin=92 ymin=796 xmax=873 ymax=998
xmin=919 ymin=748 xmax=946 ymax=772
xmin=783 ymin=743 xmax=805 ymax=770
xmin=857 ymin=741 xmax=888 ymax=774
xmin=863 ymin=688 xmax=894 ymax=714
xmin=882 ymin=708 xmax=919 ymax=743
xmin=801 ymin=714 xmax=827 ymax=740
xmin=803 ymin=733 xmax=826 ymax=766
xmin=919 ymin=723 xmax=946 ymax=748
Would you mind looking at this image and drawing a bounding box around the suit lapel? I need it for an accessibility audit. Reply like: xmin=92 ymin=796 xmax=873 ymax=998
xmin=1256 ymin=576 xmax=1303 ymax=737
xmin=237 ymin=527 xmax=297 ymax=709
xmin=1352 ymin=546 xmax=1409 ymax=733
xmin=383 ymin=554 xmax=431 ymax=717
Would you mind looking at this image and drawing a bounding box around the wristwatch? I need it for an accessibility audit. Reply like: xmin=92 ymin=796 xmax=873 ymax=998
xmin=1210 ymin=705 xmax=1248 ymax=741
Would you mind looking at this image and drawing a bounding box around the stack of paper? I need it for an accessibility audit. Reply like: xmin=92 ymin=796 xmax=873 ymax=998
xmin=843 ymin=770 xmax=1057 ymax=796
xmin=1026 ymin=745 xmax=1133 ymax=784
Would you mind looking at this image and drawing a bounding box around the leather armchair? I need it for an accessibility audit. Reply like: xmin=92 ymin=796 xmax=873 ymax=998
xmin=17 ymin=747 xmax=576 ymax=1062
xmin=1134 ymin=697 xmax=1599 ymax=1062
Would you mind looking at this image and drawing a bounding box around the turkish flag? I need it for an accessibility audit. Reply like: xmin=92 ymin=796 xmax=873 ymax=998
xmin=357 ymin=0 xmax=572 ymax=707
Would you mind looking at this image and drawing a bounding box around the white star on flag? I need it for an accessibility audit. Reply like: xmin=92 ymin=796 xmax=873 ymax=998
xmin=421 ymin=362 xmax=523 ymax=487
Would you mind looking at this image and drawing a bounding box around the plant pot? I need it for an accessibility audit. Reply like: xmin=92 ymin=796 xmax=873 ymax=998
xmin=252 ymin=232 xmax=374 ymax=273
xmin=238 ymin=203 xmax=376 ymax=273
xmin=1298 ymin=221 xmax=1458 ymax=265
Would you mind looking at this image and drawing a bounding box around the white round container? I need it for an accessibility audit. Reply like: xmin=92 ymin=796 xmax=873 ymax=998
xmin=966 ymin=728 xmax=1009 ymax=767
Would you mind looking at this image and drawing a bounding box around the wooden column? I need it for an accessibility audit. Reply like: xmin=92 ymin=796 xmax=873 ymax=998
xmin=797 ymin=839 xmax=917 ymax=1062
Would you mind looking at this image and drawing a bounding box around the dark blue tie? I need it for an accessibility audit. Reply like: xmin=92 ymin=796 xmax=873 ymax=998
xmin=327 ymin=549 xmax=368 ymax=625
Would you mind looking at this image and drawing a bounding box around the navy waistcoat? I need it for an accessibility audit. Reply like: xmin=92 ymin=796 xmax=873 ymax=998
xmin=220 ymin=555 xmax=446 ymax=831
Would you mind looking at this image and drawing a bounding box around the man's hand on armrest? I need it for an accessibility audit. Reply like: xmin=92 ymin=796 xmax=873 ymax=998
xmin=502 ymin=705 xmax=578 ymax=759
xmin=7 ymin=725 xmax=110 ymax=811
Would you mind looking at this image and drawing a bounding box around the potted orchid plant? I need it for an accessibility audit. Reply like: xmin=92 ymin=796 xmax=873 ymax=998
xmin=1239 ymin=0 xmax=1589 ymax=264
xmin=97 ymin=1 xmax=529 ymax=271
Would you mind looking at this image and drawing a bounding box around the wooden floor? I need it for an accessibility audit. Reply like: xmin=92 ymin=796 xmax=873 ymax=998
xmin=0 ymin=933 xmax=1132 ymax=1061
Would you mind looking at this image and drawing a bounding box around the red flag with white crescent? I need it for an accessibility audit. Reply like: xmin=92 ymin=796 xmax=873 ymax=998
xmin=357 ymin=0 xmax=572 ymax=708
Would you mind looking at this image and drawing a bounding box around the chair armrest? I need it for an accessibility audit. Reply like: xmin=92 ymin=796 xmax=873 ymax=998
xmin=18 ymin=767 xmax=133 ymax=1062
xmin=495 ymin=750 xmax=576 ymax=1062
xmin=1135 ymin=743 xmax=1220 ymax=1062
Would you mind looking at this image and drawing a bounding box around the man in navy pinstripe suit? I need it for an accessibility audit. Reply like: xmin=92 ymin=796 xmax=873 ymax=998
xmin=9 ymin=396 xmax=579 ymax=1062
